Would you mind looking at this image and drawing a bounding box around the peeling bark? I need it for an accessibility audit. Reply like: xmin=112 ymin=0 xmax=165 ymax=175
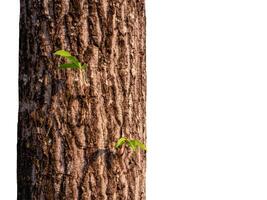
xmin=17 ymin=0 xmax=146 ymax=199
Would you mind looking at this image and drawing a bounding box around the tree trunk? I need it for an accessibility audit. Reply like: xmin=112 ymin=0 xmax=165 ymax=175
xmin=17 ymin=0 xmax=146 ymax=199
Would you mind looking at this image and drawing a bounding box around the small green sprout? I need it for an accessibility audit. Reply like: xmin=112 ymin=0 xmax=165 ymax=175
xmin=54 ymin=50 xmax=87 ymax=69
xmin=115 ymin=137 xmax=147 ymax=152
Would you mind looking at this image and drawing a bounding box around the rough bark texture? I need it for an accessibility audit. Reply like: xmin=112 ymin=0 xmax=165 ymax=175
xmin=17 ymin=0 xmax=146 ymax=199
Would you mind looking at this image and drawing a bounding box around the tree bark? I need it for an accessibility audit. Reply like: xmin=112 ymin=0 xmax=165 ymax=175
xmin=17 ymin=0 xmax=146 ymax=199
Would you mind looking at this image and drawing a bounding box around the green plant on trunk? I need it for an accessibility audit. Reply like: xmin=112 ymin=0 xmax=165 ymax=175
xmin=54 ymin=50 xmax=146 ymax=153
xmin=54 ymin=50 xmax=87 ymax=69
xmin=115 ymin=137 xmax=147 ymax=152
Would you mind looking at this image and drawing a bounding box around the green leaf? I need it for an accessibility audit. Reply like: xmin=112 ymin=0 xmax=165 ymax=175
xmin=115 ymin=137 xmax=127 ymax=148
xmin=66 ymin=56 xmax=81 ymax=67
xmin=54 ymin=50 xmax=87 ymax=70
xmin=54 ymin=50 xmax=72 ymax=57
xmin=127 ymin=140 xmax=137 ymax=151
xmin=130 ymin=140 xmax=147 ymax=151
xmin=135 ymin=140 xmax=147 ymax=151
xmin=59 ymin=63 xmax=79 ymax=69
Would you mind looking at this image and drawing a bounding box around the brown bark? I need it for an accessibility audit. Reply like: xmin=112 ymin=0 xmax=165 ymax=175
xmin=17 ymin=0 xmax=146 ymax=199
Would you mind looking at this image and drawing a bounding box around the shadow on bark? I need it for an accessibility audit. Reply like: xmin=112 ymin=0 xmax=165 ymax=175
xmin=91 ymin=149 xmax=116 ymax=169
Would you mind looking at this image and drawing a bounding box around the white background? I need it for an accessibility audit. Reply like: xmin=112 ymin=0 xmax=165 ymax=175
xmin=1 ymin=0 xmax=267 ymax=199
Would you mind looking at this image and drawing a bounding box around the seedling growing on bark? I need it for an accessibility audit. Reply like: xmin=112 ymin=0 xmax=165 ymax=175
xmin=54 ymin=50 xmax=87 ymax=69
xmin=115 ymin=137 xmax=147 ymax=152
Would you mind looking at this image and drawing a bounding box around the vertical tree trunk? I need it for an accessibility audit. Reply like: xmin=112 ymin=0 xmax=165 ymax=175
xmin=17 ymin=0 xmax=146 ymax=199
